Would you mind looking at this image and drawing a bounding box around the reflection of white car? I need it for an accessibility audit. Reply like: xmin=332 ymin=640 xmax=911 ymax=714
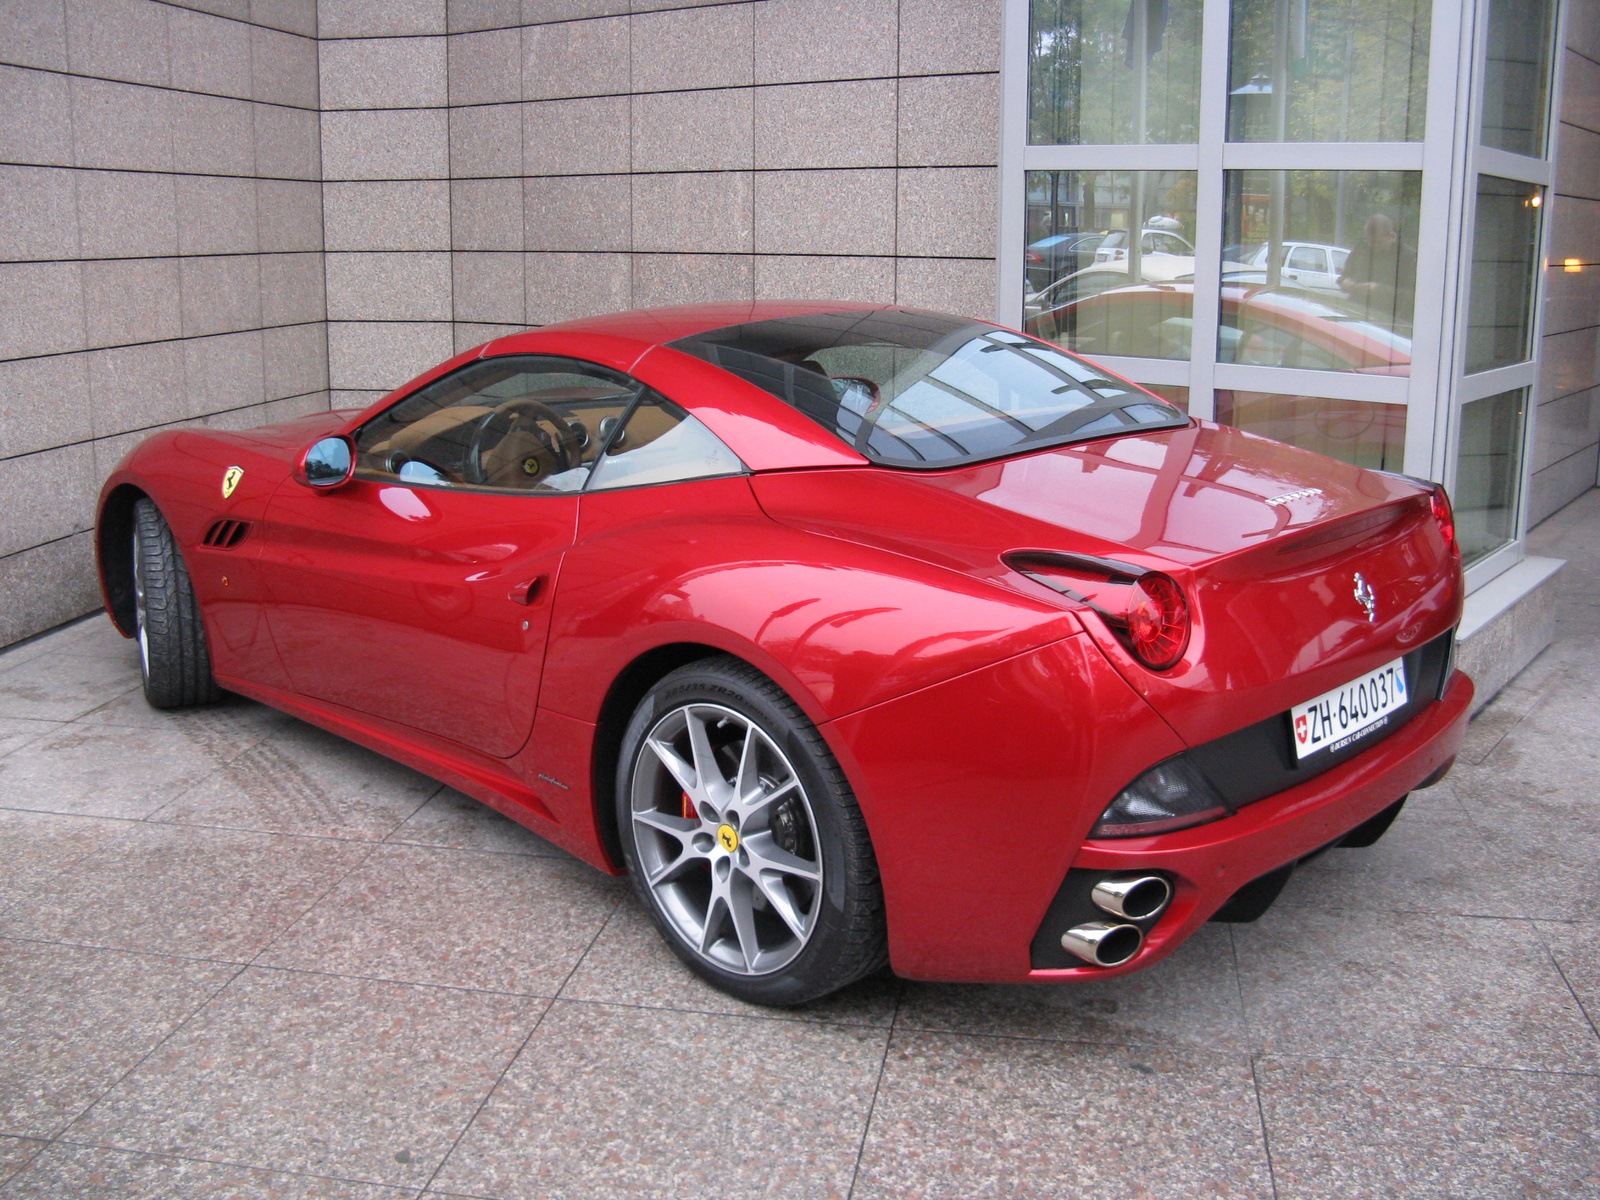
xmin=1233 ymin=242 xmax=1351 ymax=293
xmin=1094 ymin=228 xmax=1195 ymax=262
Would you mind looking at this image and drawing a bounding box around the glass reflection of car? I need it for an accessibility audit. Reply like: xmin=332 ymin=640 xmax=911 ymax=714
xmin=1025 ymin=256 xmax=1203 ymax=320
xmin=1024 ymin=231 xmax=1108 ymax=292
xmin=1235 ymin=241 xmax=1352 ymax=294
xmin=1028 ymin=278 xmax=1411 ymax=376
xmin=1093 ymin=228 xmax=1196 ymax=263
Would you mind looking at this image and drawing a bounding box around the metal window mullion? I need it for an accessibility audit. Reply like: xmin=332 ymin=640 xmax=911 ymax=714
xmin=1212 ymin=364 xmax=1411 ymax=405
xmin=1459 ymin=361 xmax=1539 ymax=403
xmin=1407 ymin=0 xmax=1477 ymax=482
xmin=1187 ymin=0 xmax=1233 ymax=422
xmin=1475 ymin=146 xmax=1555 ymax=186
xmin=995 ymin=0 xmax=1031 ymax=326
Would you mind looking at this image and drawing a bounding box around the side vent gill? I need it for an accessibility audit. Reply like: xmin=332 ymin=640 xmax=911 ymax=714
xmin=202 ymin=518 xmax=252 ymax=549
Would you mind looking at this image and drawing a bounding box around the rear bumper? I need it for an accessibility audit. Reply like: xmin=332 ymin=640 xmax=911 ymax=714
xmin=1027 ymin=667 xmax=1474 ymax=982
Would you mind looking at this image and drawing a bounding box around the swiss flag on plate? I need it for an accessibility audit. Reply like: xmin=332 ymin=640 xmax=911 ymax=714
xmin=1294 ymin=714 xmax=1309 ymax=744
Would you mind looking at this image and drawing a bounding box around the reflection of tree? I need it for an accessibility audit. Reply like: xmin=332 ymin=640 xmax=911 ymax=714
xmin=1228 ymin=0 xmax=1430 ymax=142
xmin=1029 ymin=0 xmax=1202 ymax=144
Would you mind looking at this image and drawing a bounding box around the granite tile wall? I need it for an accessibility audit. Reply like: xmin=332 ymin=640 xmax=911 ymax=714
xmin=1531 ymin=16 xmax=1600 ymax=525
xmin=322 ymin=0 xmax=1002 ymax=407
xmin=0 ymin=0 xmax=326 ymax=646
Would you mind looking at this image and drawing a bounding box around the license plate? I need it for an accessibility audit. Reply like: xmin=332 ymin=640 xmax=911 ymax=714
xmin=1290 ymin=659 xmax=1409 ymax=761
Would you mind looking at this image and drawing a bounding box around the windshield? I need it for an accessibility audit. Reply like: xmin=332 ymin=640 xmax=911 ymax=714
xmin=668 ymin=310 xmax=1188 ymax=468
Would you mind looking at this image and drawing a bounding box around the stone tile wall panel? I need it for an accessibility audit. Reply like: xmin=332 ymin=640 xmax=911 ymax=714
xmin=2 ymin=0 xmax=334 ymax=646
xmin=1531 ymin=23 xmax=1600 ymax=518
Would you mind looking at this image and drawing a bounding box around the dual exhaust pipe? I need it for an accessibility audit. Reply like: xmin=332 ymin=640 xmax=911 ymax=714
xmin=1060 ymin=874 xmax=1172 ymax=967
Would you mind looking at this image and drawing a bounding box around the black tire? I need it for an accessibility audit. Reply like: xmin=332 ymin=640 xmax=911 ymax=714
xmin=616 ymin=656 xmax=887 ymax=1006
xmin=132 ymin=497 xmax=223 ymax=709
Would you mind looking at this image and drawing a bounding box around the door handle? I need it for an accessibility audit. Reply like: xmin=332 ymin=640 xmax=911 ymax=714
xmin=509 ymin=576 xmax=546 ymax=605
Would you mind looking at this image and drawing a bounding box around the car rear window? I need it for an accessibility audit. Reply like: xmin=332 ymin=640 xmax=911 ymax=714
xmin=668 ymin=309 xmax=1188 ymax=468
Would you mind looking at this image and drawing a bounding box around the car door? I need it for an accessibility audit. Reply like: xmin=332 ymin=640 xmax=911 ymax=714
xmin=258 ymin=354 xmax=643 ymax=758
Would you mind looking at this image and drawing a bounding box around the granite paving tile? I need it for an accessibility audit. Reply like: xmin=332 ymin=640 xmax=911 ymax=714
xmin=1446 ymin=802 xmax=1600 ymax=917
xmin=0 ymin=1136 xmax=46 ymax=1187
xmin=1453 ymin=717 xmax=1600 ymax=821
xmin=853 ymin=1030 xmax=1272 ymax=1200
xmin=0 ymin=716 xmax=60 ymax=760
xmin=1234 ymin=907 xmax=1600 ymax=1071
xmin=258 ymin=842 xmax=624 ymax=995
xmin=895 ymin=924 xmax=1246 ymax=1050
xmin=0 ymin=939 xmax=237 ymax=1138
xmin=432 ymin=999 xmax=886 ymax=1200
xmin=67 ymin=968 xmax=543 ymax=1190
xmin=1276 ymin=785 xmax=1505 ymax=917
xmin=1255 ymin=1055 xmax=1600 ymax=1199
xmin=559 ymin=897 xmax=900 ymax=1026
xmin=0 ymin=823 xmax=370 ymax=961
xmin=1 ymin=1144 xmax=425 ymax=1198
xmin=0 ymin=723 xmax=235 ymax=820
xmin=384 ymin=787 xmax=562 ymax=857
xmin=0 ymin=651 xmax=140 ymax=721
xmin=1539 ymin=920 xmax=1600 ymax=1038
xmin=77 ymin=689 xmax=294 ymax=735
xmin=0 ymin=808 xmax=124 ymax=897
xmin=146 ymin=719 xmax=443 ymax=841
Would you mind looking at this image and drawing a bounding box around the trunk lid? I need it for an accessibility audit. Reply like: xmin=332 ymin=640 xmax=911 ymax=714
xmin=751 ymin=421 xmax=1462 ymax=745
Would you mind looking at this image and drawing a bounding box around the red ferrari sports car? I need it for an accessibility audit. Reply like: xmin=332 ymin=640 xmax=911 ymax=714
xmin=95 ymin=301 xmax=1472 ymax=1005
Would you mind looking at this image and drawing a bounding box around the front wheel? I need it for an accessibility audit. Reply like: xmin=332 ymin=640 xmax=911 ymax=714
xmin=132 ymin=497 xmax=223 ymax=709
xmin=616 ymin=657 xmax=887 ymax=1006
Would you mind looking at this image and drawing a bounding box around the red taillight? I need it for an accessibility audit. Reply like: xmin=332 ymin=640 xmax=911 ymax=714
xmin=1431 ymin=487 xmax=1456 ymax=549
xmin=1125 ymin=574 xmax=1189 ymax=669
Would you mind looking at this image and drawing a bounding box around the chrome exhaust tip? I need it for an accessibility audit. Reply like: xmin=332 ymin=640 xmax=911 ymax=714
xmin=1090 ymin=874 xmax=1172 ymax=921
xmin=1060 ymin=920 xmax=1143 ymax=967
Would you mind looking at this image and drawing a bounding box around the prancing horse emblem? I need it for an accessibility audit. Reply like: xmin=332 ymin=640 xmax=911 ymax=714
xmin=1353 ymin=573 xmax=1377 ymax=623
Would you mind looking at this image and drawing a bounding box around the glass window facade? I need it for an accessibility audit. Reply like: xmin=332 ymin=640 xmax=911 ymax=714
xmin=1024 ymin=169 xmax=1198 ymax=358
xmin=1480 ymin=0 xmax=1557 ymax=157
xmin=1029 ymin=0 xmax=1202 ymax=144
xmin=1454 ymin=388 xmax=1526 ymax=565
xmin=1220 ymin=169 xmax=1420 ymax=368
xmin=1465 ymin=175 xmax=1543 ymax=374
xmin=1008 ymin=0 xmax=1558 ymax=589
xmin=1226 ymin=0 xmax=1430 ymax=142
xmin=1215 ymin=391 xmax=1406 ymax=470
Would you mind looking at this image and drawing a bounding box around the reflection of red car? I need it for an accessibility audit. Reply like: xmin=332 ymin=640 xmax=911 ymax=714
xmin=96 ymin=302 xmax=1470 ymax=1006
xmin=1028 ymin=280 xmax=1412 ymax=375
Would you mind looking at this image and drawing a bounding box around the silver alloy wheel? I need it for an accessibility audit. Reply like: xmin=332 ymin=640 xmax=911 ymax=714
xmin=131 ymin=526 xmax=149 ymax=678
xmin=630 ymin=701 xmax=823 ymax=975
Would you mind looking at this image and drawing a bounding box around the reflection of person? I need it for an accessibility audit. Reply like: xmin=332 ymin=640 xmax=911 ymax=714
xmin=1338 ymin=214 xmax=1417 ymax=329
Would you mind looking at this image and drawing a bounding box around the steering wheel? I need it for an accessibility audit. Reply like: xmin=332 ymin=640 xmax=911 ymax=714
xmin=465 ymin=397 xmax=586 ymax=485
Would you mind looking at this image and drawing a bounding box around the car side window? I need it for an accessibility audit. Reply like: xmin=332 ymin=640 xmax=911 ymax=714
xmin=352 ymin=356 xmax=641 ymax=493
xmin=1288 ymin=246 xmax=1325 ymax=273
xmin=585 ymin=390 xmax=745 ymax=492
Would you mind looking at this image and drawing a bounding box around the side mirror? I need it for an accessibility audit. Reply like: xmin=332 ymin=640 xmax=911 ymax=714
xmin=296 ymin=436 xmax=355 ymax=489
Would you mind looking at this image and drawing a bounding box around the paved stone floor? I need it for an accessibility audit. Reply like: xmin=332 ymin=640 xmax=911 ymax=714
xmin=0 ymin=493 xmax=1597 ymax=1199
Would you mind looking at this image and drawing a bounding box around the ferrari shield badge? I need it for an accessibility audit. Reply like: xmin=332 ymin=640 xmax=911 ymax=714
xmin=1353 ymin=573 xmax=1377 ymax=623
xmin=717 ymin=824 xmax=740 ymax=853
xmin=221 ymin=466 xmax=244 ymax=498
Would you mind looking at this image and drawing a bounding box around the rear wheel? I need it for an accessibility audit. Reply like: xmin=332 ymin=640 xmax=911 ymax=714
xmin=132 ymin=498 xmax=222 ymax=709
xmin=616 ymin=657 xmax=887 ymax=1006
